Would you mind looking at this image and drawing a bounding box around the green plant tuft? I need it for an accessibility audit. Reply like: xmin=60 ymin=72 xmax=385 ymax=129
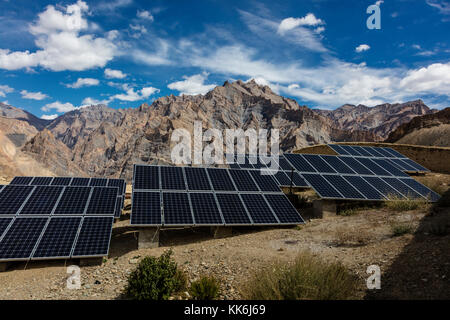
xmin=391 ymin=223 xmax=414 ymax=237
xmin=189 ymin=276 xmax=221 ymax=300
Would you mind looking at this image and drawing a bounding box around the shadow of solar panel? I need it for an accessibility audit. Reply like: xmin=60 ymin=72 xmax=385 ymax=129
xmin=354 ymin=157 xmax=392 ymax=176
xmin=107 ymin=179 xmax=126 ymax=195
xmin=241 ymin=194 xmax=278 ymax=224
xmin=338 ymin=157 xmax=374 ymax=175
xmin=339 ymin=145 xmax=363 ymax=156
xmin=51 ymin=177 xmax=73 ymax=186
xmin=0 ymin=217 xmax=48 ymax=260
xmin=264 ymin=194 xmax=304 ymax=224
xmin=85 ymin=187 xmax=118 ymax=215
xmin=216 ymin=193 xmax=251 ymax=225
xmin=0 ymin=217 xmax=13 ymax=238
xmin=351 ymin=146 xmax=373 ymax=157
xmin=229 ymin=169 xmax=259 ymax=191
xmin=273 ymin=170 xmax=291 ymax=186
xmin=72 ymin=217 xmax=113 ymax=258
xmin=189 ymin=193 xmax=223 ymax=225
xmin=276 ymin=156 xmax=295 ymax=171
xmin=10 ymin=176 xmax=33 ymax=185
xmin=53 ymin=186 xmax=91 ymax=215
xmin=302 ymin=174 xmax=343 ymax=198
xmin=32 ymin=217 xmax=81 ymax=259
xmin=322 ymin=175 xmax=365 ymax=199
xmin=400 ymin=178 xmax=440 ymax=202
xmin=302 ymin=154 xmax=336 ymax=173
xmin=89 ymin=178 xmax=108 ymax=187
xmin=70 ymin=177 xmax=90 ymax=186
xmin=0 ymin=185 xmax=35 ymax=215
xmin=131 ymin=192 xmax=161 ymax=225
xmin=31 ymin=177 xmax=53 ymax=186
xmin=320 ymin=155 xmax=355 ymax=174
xmin=328 ymin=144 xmax=350 ymax=155
xmin=207 ymin=168 xmax=236 ymax=191
xmin=388 ymin=158 xmax=416 ymax=171
xmin=371 ymin=159 xmax=409 ymax=177
xmin=284 ymin=154 xmax=316 ymax=172
xmin=249 ymin=170 xmax=281 ymax=192
xmin=381 ymin=178 xmax=423 ymax=199
xmin=363 ymin=176 xmax=405 ymax=199
xmin=134 ymin=165 xmax=159 ymax=190
xmin=19 ymin=186 xmax=63 ymax=215
xmin=161 ymin=166 xmax=186 ymax=190
xmin=163 ymin=192 xmax=193 ymax=225
xmin=342 ymin=176 xmax=384 ymax=200
xmin=400 ymin=159 xmax=429 ymax=172
xmin=185 ymin=167 xmax=212 ymax=190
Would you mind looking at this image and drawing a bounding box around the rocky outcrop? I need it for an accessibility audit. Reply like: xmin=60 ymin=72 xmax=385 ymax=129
xmin=0 ymin=102 xmax=50 ymax=131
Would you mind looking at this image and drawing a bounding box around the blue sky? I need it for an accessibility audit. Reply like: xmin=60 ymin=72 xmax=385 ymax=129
xmin=0 ymin=0 xmax=449 ymax=119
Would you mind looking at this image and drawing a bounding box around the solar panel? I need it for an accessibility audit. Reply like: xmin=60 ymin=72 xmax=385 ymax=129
xmin=237 ymin=155 xmax=254 ymax=169
xmin=70 ymin=177 xmax=91 ymax=186
xmin=162 ymin=192 xmax=193 ymax=225
xmin=264 ymin=194 xmax=304 ymax=224
xmin=207 ymin=168 xmax=236 ymax=191
xmin=284 ymin=154 xmax=317 ymax=172
xmin=338 ymin=156 xmax=375 ymax=175
xmin=363 ymin=176 xmax=404 ymax=199
xmin=30 ymin=177 xmax=54 ymax=186
xmin=51 ymin=177 xmax=73 ymax=186
xmin=291 ymin=172 xmax=309 ymax=187
xmin=302 ymin=174 xmax=343 ymax=198
xmin=0 ymin=217 xmax=48 ymax=261
xmin=342 ymin=176 xmax=385 ymax=200
xmin=373 ymin=147 xmax=395 ymax=158
xmin=10 ymin=176 xmax=33 ymax=185
xmin=302 ymin=154 xmax=336 ymax=173
xmin=72 ymin=216 xmax=114 ymax=258
xmin=0 ymin=217 xmax=13 ymax=239
xmin=107 ymin=179 xmax=126 ymax=195
xmin=381 ymin=177 xmax=423 ymax=199
xmin=273 ymin=170 xmax=292 ymax=186
xmin=322 ymin=175 xmax=365 ymax=199
xmin=241 ymin=194 xmax=278 ymax=224
xmin=248 ymin=155 xmax=266 ymax=169
xmin=328 ymin=144 xmax=350 ymax=155
xmin=85 ymin=187 xmax=118 ymax=215
xmin=320 ymin=155 xmax=355 ymax=174
xmin=161 ymin=166 xmax=186 ymax=190
xmin=0 ymin=185 xmax=4 ymax=193
xmin=388 ymin=158 xmax=416 ymax=171
xmin=229 ymin=169 xmax=259 ymax=191
xmin=53 ymin=186 xmax=91 ymax=215
xmin=130 ymin=191 xmax=161 ymax=225
xmin=89 ymin=178 xmax=108 ymax=187
xmin=276 ymin=156 xmax=295 ymax=171
xmin=19 ymin=186 xmax=63 ymax=215
xmin=249 ymin=170 xmax=280 ymax=192
xmin=184 ymin=167 xmax=212 ymax=191
xmin=189 ymin=193 xmax=223 ymax=225
xmin=32 ymin=217 xmax=82 ymax=259
xmin=216 ymin=193 xmax=251 ymax=225
xmin=354 ymin=157 xmax=392 ymax=176
xmin=351 ymin=146 xmax=374 ymax=157
xmin=134 ymin=165 xmax=159 ymax=190
xmin=115 ymin=196 xmax=123 ymax=218
xmin=371 ymin=158 xmax=409 ymax=177
xmin=400 ymin=159 xmax=429 ymax=172
xmin=383 ymin=148 xmax=406 ymax=158
xmin=365 ymin=146 xmax=386 ymax=157
xmin=340 ymin=145 xmax=363 ymax=156
xmin=399 ymin=178 xmax=440 ymax=202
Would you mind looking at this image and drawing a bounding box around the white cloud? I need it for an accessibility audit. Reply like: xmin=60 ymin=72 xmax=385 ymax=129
xmin=41 ymin=114 xmax=58 ymax=120
xmin=42 ymin=101 xmax=77 ymax=113
xmin=66 ymin=78 xmax=99 ymax=88
xmin=96 ymin=0 xmax=133 ymax=12
xmin=356 ymin=44 xmax=370 ymax=52
xmin=137 ymin=10 xmax=154 ymax=21
xmin=168 ymin=73 xmax=216 ymax=95
xmin=129 ymin=24 xmax=147 ymax=38
xmin=104 ymin=68 xmax=127 ymax=79
xmin=426 ymin=0 xmax=450 ymax=15
xmin=399 ymin=62 xmax=450 ymax=95
xmin=81 ymin=97 xmax=110 ymax=106
xmin=0 ymin=84 xmax=14 ymax=97
xmin=111 ymin=86 xmax=160 ymax=101
xmin=20 ymin=90 xmax=49 ymax=100
xmin=141 ymin=87 xmax=159 ymax=98
xmin=278 ymin=14 xmax=325 ymax=34
xmin=0 ymin=1 xmax=116 ymax=71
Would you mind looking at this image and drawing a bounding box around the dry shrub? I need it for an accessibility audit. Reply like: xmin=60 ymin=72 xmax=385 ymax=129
xmin=334 ymin=226 xmax=371 ymax=246
xmin=384 ymin=194 xmax=428 ymax=212
xmin=390 ymin=222 xmax=414 ymax=237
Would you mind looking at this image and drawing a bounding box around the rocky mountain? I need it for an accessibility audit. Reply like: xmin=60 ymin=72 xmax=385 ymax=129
xmin=385 ymin=107 xmax=450 ymax=147
xmin=316 ymin=100 xmax=436 ymax=140
xmin=0 ymin=102 xmax=50 ymax=131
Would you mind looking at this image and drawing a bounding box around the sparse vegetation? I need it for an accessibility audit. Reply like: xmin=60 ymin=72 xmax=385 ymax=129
xmin=242 ymin=251 xmax=358 ymax=300
xmin=334 ymin=226 xmax=371 ymax=246
xmin=391 ymin=223 xmax=414 ymax=237
xmin=189 ymin=276 xmax=221 ymax=300
xmin=125 ymin=249 xmax=187 ymax=300
xmin=384 ymin=194 xmax=428 ymax=212
xmin=339 ymin=208 xmax=359 ymax=216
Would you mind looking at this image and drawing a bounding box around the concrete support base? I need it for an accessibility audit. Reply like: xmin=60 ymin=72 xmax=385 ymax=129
xmin=313 ymin=200 xmax=337 ymax=218
xmin=210 ymin=226 xmax=232 ymax=239
xmin=138 ymin=228 xmax=160 ymax=249
xmin=79 ymin=257 xmax=103 ymax=267
xmin=0 ymin=262 xmax=13 ymax=272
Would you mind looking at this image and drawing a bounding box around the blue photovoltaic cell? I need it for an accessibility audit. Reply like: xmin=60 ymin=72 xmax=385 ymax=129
xmin=340 ymin=145 xmax=363 ymax=156
xmin=328 ymin=144 xmax=350 ymax=155
xmin=19 ymin=186 xmax=63 ymax=215
xmin=273 ymin=170 xmax=291 ymax=186
xmin=89 ymin=178 xmax=108 ymax=187
xmin=131 ymin=191 xmax=161 ymax=225
xmin=53 ymin=186 xmax=91 ymax=215
xmin=322 ymin=175 xmax=365 ymax=199
xmin=134 ymin=165 xmax=159 ymax=190
xmin=351 ymin=146 xmax=373 ymax=157
xmin=10 ymin=177 xmax=33 ymax=185
xmin=161 ymin=166 xmax=186 ymax=190
xmin=284 ymin=154 xmax=316 ymax=172
xmin=31 ymin=177 xmax=54 ymax=186
xmin=302 ymin=174 xmax=343 ymax=198
xmin=235 ymin=155 xmax=254 ymax=169
xmin=400 ymin=159 xmax=429 ymax=172
xmin=241 ymin=194 xmax=278 ymax=224
xmin=320 ymin=155 xmax=355 ymax=174
xmin=342 ymin=176 xmax=384 ymax=200
xmin=276 ymin=156 xmax=295 ymax=171
xmin=363 ymin=146 xmax=385 ymax=157
xmin=163 ymin=192 xmax=193 ymax=225
xmin=216 ymin=193 xmax=251 ymax=225
xmin=51 ymin=177 xmax=73 ymax=186
xmin=115 ymin=196 xmax=123 ymax=218
xmin=85 ymin=187 xmax=118 ymax=216
xmin=354 ymin=157 xmax=392 ymax=176
xmin=371 ymin=159 xmax=409 ymax=177
xmin=385 ymin=159 xmax=408 ymax=171
xmin=291 ymin=172 xmax=309 ymax=187
xmin=0 ymin=185 xmax=35 ymax=215
xmin=248 ymin=155 xmax=266 ymax=169
xmin=0 ymin=218 xmax=13 ymax=238
xmin=388 ymin=158 xmax=416 ymax=171
xmin=381 ymin=178 xmax=423 ymax=199
xmin=207 ymin=168 xmax=236 ymax=191
xmin=363 ymin=176 xmax=404 ymax=199
xmin=0 ymin=185 xmax=3 ymax=193
xmin=264 ymin=194 xmax=304 ymax=224
xmin=72 ymin=217 xmax=113 ymax=258
xmin=373 ymin=147 xmax=395 ymax=158
xmin=338 ymin=157 xmax=374 ymax=175
xmin=229 ymin=169 xmax=259 ymax=192
xmin=399 ymin=178 xmax=441 ymax=202
xmin=70 ymin=177 xmax=91 ymax=186
xmin=184 ymin=167 xmax=212 ymax=191
xmin=229 ymin=163 xmax=241 ymax=169
xmin=383 ymin=148 xmax=406 ymax=158
xmin=189 ymin=193 xmax=223 ymax=225
xmin=249 ymin=170 xmax=281 ymax=192
xmin=107 ymin=179 xmax=126 ymax=195
xmin=302 ymin=154 xmax=336 ymax=173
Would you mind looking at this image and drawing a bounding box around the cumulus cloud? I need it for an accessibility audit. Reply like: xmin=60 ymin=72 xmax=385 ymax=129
xmin=0 ymin=1 xmax=116 ymax=71
xmin=41 ymin=114 xmax=58 ymax=120
xmin=66 ymin=78 xmax=99 ymax=88
xmin=104 ymin=68 xmax=127 ymax=79
xmin=137 ymin=10 xmax=154 ymax=21
xmin=278 ymin=14 xmax=325 ymax=34
xmin=111 ymin=86 xmax=160 ymax=101
xmin=0 ymin=84 xmax=14 ymax=97
xmin=168 ymin=73 xmax=216 ymax=95
xmin=20 ymin=90 xmax=49 ymax=100
xmin=356 ymin=44 xmax=370 ymax=52
xmin=42 ymin=101 xmax=77 ymax=113
xmin=81 ymin=97 xmax=110 ymax=106
xmin=399 ymin=62 xmax=450 ymax=95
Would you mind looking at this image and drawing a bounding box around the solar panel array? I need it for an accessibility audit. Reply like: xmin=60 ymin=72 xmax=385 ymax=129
xmin=131 ymin=165 xmax=304 ymax=226
xmin=9 ymin=176 xmax=126 ymax=218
